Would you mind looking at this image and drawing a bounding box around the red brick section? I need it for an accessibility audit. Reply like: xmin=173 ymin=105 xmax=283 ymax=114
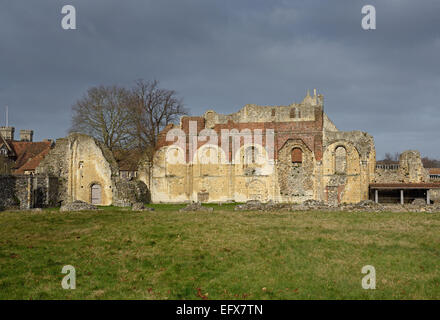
xmin=370 ymin=183 xmax=440 ymax=189
xmin=291 ymin=148 xmax=303 ymax=163
xmin=428 ymin=168 xmax=440 ymax=175
xmin=156 ymin=106 xmax=324 ymax=162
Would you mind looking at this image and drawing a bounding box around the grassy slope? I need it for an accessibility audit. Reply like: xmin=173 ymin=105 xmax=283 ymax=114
xmin=0 ymin=205 xmax=439 ymax=299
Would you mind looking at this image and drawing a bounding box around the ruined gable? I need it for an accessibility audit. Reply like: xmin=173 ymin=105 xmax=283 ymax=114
xmin=37 ymin=133 xmax=118 ymax=205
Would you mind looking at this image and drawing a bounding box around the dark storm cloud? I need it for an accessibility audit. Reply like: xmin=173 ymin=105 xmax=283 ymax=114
xmin=0 ymin=0 xmax=439 ymax=158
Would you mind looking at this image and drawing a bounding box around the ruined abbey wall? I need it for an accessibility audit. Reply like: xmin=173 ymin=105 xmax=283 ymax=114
xmin=37 ymin=133 xmax=118 ymax=205
xmin=36 ymin=133 xmax=149 ymax=206
xmin=0 ymin=174 xmax=58 ymax=209
xmin=140 ymin=93 xmax=377 ymax=205
xmin=322 ymin=131 xmax=375 ymax=205
xmin=373 ymin=150 xmax=429 ymax=183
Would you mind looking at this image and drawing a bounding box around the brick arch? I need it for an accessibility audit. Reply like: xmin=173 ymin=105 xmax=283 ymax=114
xmin=277 ymin=139 xmax=315 ymax=200
xmin=291 ymin=147 xmax=303 ymax=163
xmin=326 ymin=139 xmax=363 ymax=159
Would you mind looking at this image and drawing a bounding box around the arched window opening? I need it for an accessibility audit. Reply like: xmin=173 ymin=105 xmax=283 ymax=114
xmin=335 ymin=146 xmax=347 ymax=174
xmin=291 ymin=148 xmax=303 ymax=164
xmin=290 ymin=108 xmax=296 ymax=118
xmin=244 ymin=146 xmax=257 ymax=166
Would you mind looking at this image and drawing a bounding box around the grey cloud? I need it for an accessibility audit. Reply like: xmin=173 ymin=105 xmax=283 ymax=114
xmin=0 ymin=0 xmax=439 ymax=158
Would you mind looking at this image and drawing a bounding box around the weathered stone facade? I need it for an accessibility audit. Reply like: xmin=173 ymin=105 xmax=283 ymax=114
xmin=139 ymin=91 xmax=377 ymax=205
xmin=3 ymin=92 xmax=438 ymax=209
xmin=36 ymin=133 xmax=149 ymax=206
xmin=374 ymin=150 xmax=429 ymax=184
xmin=0 ymin=174 xmax=58 ymax=210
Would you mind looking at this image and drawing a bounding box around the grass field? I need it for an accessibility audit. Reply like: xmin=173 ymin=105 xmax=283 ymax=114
xmin=0 ymin=204 xmax=439 ymax=300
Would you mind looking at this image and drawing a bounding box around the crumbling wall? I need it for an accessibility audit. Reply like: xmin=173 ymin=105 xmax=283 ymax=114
xmin=112 ymin=178 xmax=150 ymax=205
xmin=37 ymin=133 xmax=118 ymax=206
xmin=0 ymin=175 xmax=20 ymax=209
xmin=399 ymin=150 xmax=429 ymax=183
xmin=0 ymin=174 xmax=59 ymax=209
xmin=322 ymin=131 xmax=375 ymax=205
xmin=373 ymin=150 xmax=429 ymax=183
xmin=148 ymin=93 xmax=377 ymax=205
xmin=374 ymin=167 xmax=401 ymax=183
xmin=277 ymin=139 xmax=314 ymax=203
xmin=429 ymin=189 xmax=440 ymax=204
xmin=36 ymin=138 xmax=69 ymax=202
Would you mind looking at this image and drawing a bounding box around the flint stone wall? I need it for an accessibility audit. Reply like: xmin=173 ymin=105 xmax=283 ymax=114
xmin=429 ymin=189 xmax=440 ymax=203
xmin=0 ymin=174 xmax=59 ymax=210
xmin=112 ymin=178 xmax=150 ymax=206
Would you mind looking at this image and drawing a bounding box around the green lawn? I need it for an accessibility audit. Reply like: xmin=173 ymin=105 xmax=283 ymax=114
xmin=0 ymin=205 xmax=439 ymax=299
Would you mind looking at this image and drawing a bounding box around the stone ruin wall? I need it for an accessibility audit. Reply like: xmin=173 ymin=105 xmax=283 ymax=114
xmin=321 ymin=131 xmax=376 ymax=205
xmin=36 ymin=133 xmax=149 ymax=206
xmin=0 ymin=174 xmax=59 ymax=210
xmin=143 ymin=94 xmax=325 ymax=204
xmin=374 ymin=150 xmax=429 ymax=184
xmin=143 ymin=93 xmax=377 ymax=205
xmin=430 ymin=189 xmax=440 ymax=203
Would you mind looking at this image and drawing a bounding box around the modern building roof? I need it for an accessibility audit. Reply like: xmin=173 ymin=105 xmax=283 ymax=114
xmin=370 ymin=183 xmax=440 ymax=189
xmin=427 ymin=168 xmax=440 ymax=175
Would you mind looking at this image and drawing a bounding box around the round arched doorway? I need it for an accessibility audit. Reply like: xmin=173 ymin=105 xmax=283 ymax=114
xmin=90 ymin=183 xmax=102 ymax=205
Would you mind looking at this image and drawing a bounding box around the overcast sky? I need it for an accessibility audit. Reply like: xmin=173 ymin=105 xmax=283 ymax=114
xmin=1 ymin=0 xmax=439 ymax=159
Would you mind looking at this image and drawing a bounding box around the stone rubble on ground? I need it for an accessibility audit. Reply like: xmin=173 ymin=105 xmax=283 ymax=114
xmin=113 ymin=200 xmax=132 ymax=207
xmin=412 ymin=198 xmax=427 ymax=206
xmin=131 ymin=202 xmax=155 ymax=211
xmin=60 ymin=200 xmax=98 ymax=212
xmin=233 ymin=198 xmax=440 ymax=213
xmin=179 ymin=202 xmax=214 ymax=212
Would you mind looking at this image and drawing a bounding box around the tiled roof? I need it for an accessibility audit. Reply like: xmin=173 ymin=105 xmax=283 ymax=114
xmin=9 ymin=140 xmax=52 ymax=174
xmin=428 ymin=168 xmax=440 ymax=175
xmin=370 ymin=183 xmax=440 ymax=189
xmin=376 ymin=160 xmax=399 ymax=164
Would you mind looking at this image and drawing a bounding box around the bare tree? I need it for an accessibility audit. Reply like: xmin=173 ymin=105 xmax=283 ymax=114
xmin=128 ymin=79 xmax=187 ymax=159
xmin=70 ymin=85 xmax=133 ymax=151
xmin=382 ymin=152 xmax=400 ymax=163
xmin=422 ymin=157 xmax=440 ymax=168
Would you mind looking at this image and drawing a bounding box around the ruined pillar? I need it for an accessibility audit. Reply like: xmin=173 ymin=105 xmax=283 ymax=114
xmin=375 ymin=189 xmax=378 ymax=204
xmin=26 ymin=175 xmax=33 ymax=209
xmin=400 ymin=189 xmax=404 ymax=205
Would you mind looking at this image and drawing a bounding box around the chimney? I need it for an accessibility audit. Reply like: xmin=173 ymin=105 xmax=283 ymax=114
xmin=20 ymin=130 xmax=33 ymax=142
xmin=0 ymin=126 xmax=14 ymax=140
